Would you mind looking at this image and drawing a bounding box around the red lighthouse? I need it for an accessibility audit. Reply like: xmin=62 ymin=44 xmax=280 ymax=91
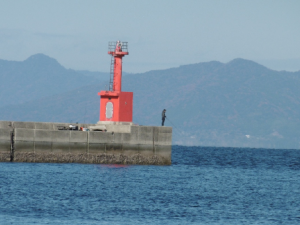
xmin=98 ymin=41 xmax=133 ymax=122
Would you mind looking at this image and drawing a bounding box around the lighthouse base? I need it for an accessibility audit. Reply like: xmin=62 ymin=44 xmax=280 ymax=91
xmin=98 ymin=91 xmax=133 ymax=122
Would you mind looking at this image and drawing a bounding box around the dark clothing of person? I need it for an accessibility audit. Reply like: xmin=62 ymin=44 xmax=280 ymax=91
xmin=162 ymin=117 xmax=165 ymax=126
xmin=162 ymin=110 xmax=166 ymax=126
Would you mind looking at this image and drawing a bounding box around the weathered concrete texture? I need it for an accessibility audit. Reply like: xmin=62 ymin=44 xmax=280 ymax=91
xmin=0 ymin=121 xmax=12 ymax=129
xmin=0 ymin=128 xmax=11 ymax=162
xmin=0 ymin=121 xmax=172 ymax=165
xmin=0 ymin=153 xmax=11 ymax=162
xmin=13 ymin=152 xmax=166 ymax=165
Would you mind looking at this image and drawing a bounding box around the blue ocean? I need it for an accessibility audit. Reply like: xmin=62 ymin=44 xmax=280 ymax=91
xmin=0 ymin=146 xmax=300 ymax=224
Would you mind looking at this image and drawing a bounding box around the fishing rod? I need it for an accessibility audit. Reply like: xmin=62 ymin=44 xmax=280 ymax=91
xmin=166 ymin=117 xmax=184 ymax=136
xmin=166 ymin=117 xmax=178 ymax=129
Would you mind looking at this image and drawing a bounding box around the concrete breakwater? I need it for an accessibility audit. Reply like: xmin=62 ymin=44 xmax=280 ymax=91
xmin=0 ymin=121 xmax=172 ymax=165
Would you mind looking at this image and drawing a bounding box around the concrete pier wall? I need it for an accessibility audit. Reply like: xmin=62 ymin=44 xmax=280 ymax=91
xmin=0 ymin=121 xmax=172 ymax=165
xmin=0 ymin=128 xmax=11 ymax=162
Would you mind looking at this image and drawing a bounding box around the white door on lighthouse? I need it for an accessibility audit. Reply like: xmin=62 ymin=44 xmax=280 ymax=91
xmin=106 ymin=102 xmax=113 ymax=119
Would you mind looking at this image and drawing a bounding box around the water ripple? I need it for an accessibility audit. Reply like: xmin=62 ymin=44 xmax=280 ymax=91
xmin=0 ymin=146 xmax=300 ymax=224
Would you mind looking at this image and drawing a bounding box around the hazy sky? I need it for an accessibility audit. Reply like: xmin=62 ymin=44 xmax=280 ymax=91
xmin=0 ymin=0 xmax=299 ymax=73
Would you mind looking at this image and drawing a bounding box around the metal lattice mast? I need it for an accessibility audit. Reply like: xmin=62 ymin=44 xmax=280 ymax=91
xmin=107 ymin=41 xmax=128 ymax=91
xmin=109 ymin=56 xmax=115 ymax=91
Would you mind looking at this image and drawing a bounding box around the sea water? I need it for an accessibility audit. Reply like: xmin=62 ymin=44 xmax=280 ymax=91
xmin=0 ymin=146 xmax=300 ymax=224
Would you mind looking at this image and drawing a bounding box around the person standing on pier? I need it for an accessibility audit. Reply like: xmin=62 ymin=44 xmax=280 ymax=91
xmin=162 ymin=109 xmax=167 ymax=126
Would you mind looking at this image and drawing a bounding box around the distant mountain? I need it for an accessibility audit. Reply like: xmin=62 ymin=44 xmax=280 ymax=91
xmin=123 ymin=59 xmax=300 ymax=148
xmin=0 ymin=54 xmax=102 ymax=106
xmin=75 ymin=70 xmax=109 ymax=82
xmin=1 ymin=55 xmax=300 ymax=149
xmin=75 ymin=70 xmax=131 ymax=81
xmin=0 ymin=83 xmax=102 ymax=124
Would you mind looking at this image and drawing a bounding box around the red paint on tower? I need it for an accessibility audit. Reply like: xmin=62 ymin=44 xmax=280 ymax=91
xmin=98 ymin=41 xmax=133 ymax=122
